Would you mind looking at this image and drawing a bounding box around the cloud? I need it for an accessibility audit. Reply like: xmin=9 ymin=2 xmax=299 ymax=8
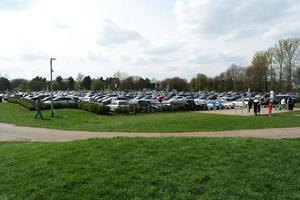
xmin=174 ymin=0 xmax=300 ymax=39
xmin=0 ymin=0 xmax=36 ymax=11
xmin=54 ymin=22 xmax=71 ymax=30
xmin=86 ymin=52 xmax=110 ymax=62
xmin=97 ymin=20 xmax=144 ymax=46
xmin=119 ymin=55 xmax=131 ymax=62
xmin=143 ymin=43 xmax=183 ymax=56
xmin=264 ymin=23 xmax=300 ymax=39
xmin=188 ymin=50 xmax=248 ymax=66
xmin=19 ymin=48 xmax=48 ymax=62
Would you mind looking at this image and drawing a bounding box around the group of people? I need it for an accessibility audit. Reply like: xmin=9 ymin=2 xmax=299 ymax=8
xmin=247 ymin=98 xmax=262 ymax=116
xmin=248 ymin=96 xmax=295 ymax=117
xmin=280 ymin=96 xmax=294 ymax=111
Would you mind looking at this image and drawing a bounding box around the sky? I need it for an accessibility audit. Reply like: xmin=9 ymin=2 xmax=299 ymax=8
xmin=0 ymin=0 xmax=300 ymax=81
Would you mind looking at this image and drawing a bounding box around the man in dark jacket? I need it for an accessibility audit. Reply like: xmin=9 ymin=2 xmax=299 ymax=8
xmin=248 ymin=98 xmax=253 ymax=113
xmin=253 ymin=99 xmax=259 ymax=116
xmin=35 ymin=98 xmax=44 ymax=120
xmin=288 ymin=96 xmax=294 ymax=111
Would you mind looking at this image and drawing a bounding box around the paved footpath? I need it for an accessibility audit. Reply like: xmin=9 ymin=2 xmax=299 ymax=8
xmin=1 ymin=123 xmax=300 ymax=142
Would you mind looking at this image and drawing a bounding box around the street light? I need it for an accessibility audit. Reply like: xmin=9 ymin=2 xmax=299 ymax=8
xmin=50 ymin=58 xmax=56 ymax=117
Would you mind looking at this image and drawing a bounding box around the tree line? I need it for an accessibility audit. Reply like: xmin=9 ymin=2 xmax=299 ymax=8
xmin=1 ymin=38 xmax=299 ymax=93
xmin=191 ymin=38 xmax=300 ymax=92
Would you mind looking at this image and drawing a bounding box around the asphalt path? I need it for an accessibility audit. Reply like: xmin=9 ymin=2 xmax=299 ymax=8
xmin=0 ymin=123 xmax=299 ymax=142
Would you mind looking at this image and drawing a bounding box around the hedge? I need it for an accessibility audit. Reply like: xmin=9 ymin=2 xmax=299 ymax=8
xmin=8 ymin=97 xmax=205 ymax=115
xmin=78 ymin=102 xmax=110 ymax=115
xmin=7 ymin=97 xmax=35 ymax=111
xmin=8 ymin=97 xmax=110 ymax=115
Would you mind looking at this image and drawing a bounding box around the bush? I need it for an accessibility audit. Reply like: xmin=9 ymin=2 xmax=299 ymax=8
xmin=8 ymin=98 xmax=79 ymax=111
xmin=53 ymin=102 xmax=78 ymax=110
xmin=7 ymin=97 xmax=35 ymax=110
xmin=78 ymin=102 xmax=110 ymax=115
xmin=114 ymin=106 xmax=130 ymax=114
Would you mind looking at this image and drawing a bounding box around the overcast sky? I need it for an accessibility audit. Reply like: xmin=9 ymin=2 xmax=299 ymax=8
xmin=0 ymin=0 xmax=300 ymax=80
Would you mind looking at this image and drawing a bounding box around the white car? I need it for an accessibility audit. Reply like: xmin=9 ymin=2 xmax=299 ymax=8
xmin=219 ymin=100 xmax=235 ymax=109
xmin=108 ymin=100 xmax=129 ymax=111
xmin=232 ymin=98 xmax=249 ymax=107
xmin=44 ymin=97 xmax=76 ymax=104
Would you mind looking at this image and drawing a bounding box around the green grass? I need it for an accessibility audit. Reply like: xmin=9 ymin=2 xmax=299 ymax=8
xmin=0 ymin=138 xmax=299 ymax=200
xmin=1 ymin=103 xmax=300 ymax=132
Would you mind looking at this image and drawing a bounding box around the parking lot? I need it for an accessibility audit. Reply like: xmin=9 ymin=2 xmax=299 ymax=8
xmin=1 ymin=90 xmax=298 ymax=114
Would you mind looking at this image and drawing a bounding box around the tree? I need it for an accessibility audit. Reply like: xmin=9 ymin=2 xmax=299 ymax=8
xmin=282 ymin=38 xmax=300 ymax=92
xmin=55 ymin=76 xmax=63 ymax=90
xmin=82 ymin=76 xmax=92 ymax=90
xmin=67 ymin=77 xmax=75 ymax=90
xmin=161 ymin=77 xmax=188 ymax=91
xmin=91 ymin=78 xmax=104 ymax=91
xmin=266 ymin=47 xmax=278 ymax=91
xmin=76 ymin=73 xmax=84 ymax=90
xmin=274 ymin=40 xmax=285 ymax=91
xmin=10 ymin=79 xmax=28 ymax=91
xmin=224 ymin=64 xmax=246 ymax=91
xmin=121 ymin=77 xmax=135 ymax=90
xmin=246 ymin=51 xmax=269 ymax=92
xmin=0 ymin=77 xmax=10 ymax=91
xmin=190 ymin=73 xmax=208 ymax=91
xmin=113 ymin=71 xmax=129 ymax=81
xmin=29 ymin=76 xmax=47 ymax=91
xmin=52 ymin=81 xmax=60 ymax=91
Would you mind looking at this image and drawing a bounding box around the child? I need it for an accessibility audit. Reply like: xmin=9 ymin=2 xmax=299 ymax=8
xmin=268 ymin=102 xmax=273 ymax=117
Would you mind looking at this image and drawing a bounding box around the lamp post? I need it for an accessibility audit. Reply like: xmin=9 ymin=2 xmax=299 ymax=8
xmin=50 ymin=58 xmax=56 ymax=117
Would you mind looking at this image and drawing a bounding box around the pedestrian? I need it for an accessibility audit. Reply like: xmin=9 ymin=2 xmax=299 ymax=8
xmin=35 ymin=98 xmax=44 ymax=120
xmin=253 ymin=98 xmax=258 ymax=116
xmin=268 ymin=101 xmax=273 ymax=117
xmin=280 ymin=98 xmax=286 ymax=110
xmin=257 ymin=98 xmax=261 ymax=115
xmin=287 ymin=96 xmax=294 ymax=111
xmin=248 ymin=98 xmax=253 ymax=113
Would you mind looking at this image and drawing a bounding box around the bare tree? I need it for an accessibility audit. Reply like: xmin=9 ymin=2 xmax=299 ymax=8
xmin=266 ymin=47 xmax=277 ymax=91
xmin=274 ymin=40 xmax=285 ymax=91
xmin=113 ymin=71 xmax=129 ymax=81
xmin=283 ymin=38 xmax=300 ymax=92
xmin=76 ymin=73 xmax=84 ymax=90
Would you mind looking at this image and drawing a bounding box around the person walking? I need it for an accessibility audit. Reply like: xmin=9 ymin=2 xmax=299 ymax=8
xmin=257 ymin=98 xmax=262 ymax=115
xmin=288 ymin=96 xmax=294 ymax=111
xmin=35 ymin=98 xmax=44 ymax=120
xmin=280 ymin=98 xmax=286 ymax=110
xmin=253 ymin=98 xmax=258 ymax=116
xmin=248 ymin=98 xmax=253 ymax=113
xmin=268 ymin=102 xmax=273 ymax=117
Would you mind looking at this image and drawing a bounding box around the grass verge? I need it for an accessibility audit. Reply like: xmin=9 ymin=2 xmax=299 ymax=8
xmin=1 ymin=103 xmax=300 ymax=132
xmin=0 ymin=138 xmax=299 ymax=200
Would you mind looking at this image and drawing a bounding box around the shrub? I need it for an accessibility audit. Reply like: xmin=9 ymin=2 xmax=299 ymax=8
xmin=7 ymin=97 xmax=35 ymax=110
xmin=114 ymin=107 xmax=130 ymax=114
xmin=78 ymin=102 xmax=110 ymax=115
xmin=52 ymin=102 xmax=78 ymax=110
xmin=8 ymin=98 xmax=79 ymax=111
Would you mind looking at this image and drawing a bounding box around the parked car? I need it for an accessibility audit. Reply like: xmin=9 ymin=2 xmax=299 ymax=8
xmin=44 ymin=97 xmax=76 ymax=104
xmin=232 ymin=98 xmax=249 ymax=107
xmin=108 ymin=100 xmax=130 ymax=111
xmin=219 ymin=100 xmax=235 ymax=109
xmin=193 ymin=99 xmax=208 ymax=110
xmin=206 ymin=100 xmax=225 ymax=110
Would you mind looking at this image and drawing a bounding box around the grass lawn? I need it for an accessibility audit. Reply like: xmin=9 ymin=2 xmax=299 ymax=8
xmin=1 ymin=103 xmax=300 ymax=132
xmin=0 ymin=138 xmax=299 ymax=200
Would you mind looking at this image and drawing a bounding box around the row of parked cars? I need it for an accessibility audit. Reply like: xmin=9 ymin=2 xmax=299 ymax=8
xmin=1 ymin=91 xmax=297 ymax=111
